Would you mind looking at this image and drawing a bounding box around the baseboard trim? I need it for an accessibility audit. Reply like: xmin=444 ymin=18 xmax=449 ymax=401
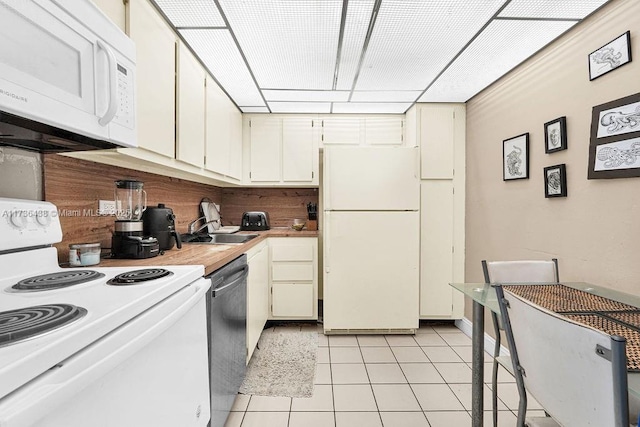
xmin=455 ymin=318 xmax=510 ymax=358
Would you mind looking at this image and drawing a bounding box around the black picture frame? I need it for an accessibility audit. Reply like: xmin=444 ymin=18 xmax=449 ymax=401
xmin=544 ymin=116 xmax=567 ymax=153
xmin=588 ymin=92 xmax=640 ymax=179
xmin=503 ymin=133 xmax=529 ymax=181
xmin=544 ymin=164 xmax=567 ymax=198
xmin=588 ymin=31 xmax=632 ymax=81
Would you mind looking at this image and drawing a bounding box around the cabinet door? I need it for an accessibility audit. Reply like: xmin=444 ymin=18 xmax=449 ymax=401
xmin=282 ymin=118 xmax=314 ymax=182
xmin=249 ymin=117 xmax=281 ymax=182
xmin=228 ymin=106 xmax=243 ymax=180
xmin=247 ymin=243 xmax=269 ymax=362
xmin=420 ymin=106 xmax=455 ymax=179
xmin=205 ymin=78 xmax=230 ymax=175
xmin=127 ymin=0 xmax=176 ymax=158
xmin=176 ymin=42 xmax=206 ymax=168
xmin=94 ymin=0 xmax=126 ymax=31
xmin=272 ymin=283 xmax=314 ymax=317
xmin=365 ymin=117 xmax=404 ymax=145
xmin=420 ymin=181 xmax=454 ymax=317
xmin=321 ymin=118 xmax=360 ymax=145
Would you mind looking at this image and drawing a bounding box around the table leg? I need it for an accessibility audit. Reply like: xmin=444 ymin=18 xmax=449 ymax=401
xmin=472 ymin=300 xmax=485 ymax=427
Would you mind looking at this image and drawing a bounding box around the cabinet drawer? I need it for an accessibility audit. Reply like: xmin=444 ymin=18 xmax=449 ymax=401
xmin=271 ymin=245 xmax=314 ymax=262
xmin=272 ymin=263 xmax=314 ymax=281
xmin=272 ymin=283 xmax=314 ymax=317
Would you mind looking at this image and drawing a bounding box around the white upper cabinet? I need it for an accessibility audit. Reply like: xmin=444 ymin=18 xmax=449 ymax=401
xmin=127 ymin=0 xmax=176 ymax=158
xmin=248 ymin=116 xmax=317 ymax=185
xmin=321 ymin=116 xmax=404 ymax=146
xmin=420 ymin=105 xmax=464 ymax=179
xmin=321 ymin=118 xmax=361 ymax=145
xmin=249 ymin=116 xmax=282 ymax=182
xmin=282 ymin=118 xmax=314 ymax=182
xmin=176 ymin=42 xmax=206 ymax=168
xmin=365 ymin=117 xmax=404 ymax=145
xmin=205 ymin=77 xmax=242 ymax=180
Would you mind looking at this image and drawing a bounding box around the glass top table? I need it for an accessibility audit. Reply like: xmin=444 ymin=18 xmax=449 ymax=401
xmin=450 ymin=281 xmax=640 ymax=427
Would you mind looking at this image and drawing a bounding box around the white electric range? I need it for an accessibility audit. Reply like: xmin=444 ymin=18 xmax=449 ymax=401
xmin=0 ymin=198 xmax=211 ymax=427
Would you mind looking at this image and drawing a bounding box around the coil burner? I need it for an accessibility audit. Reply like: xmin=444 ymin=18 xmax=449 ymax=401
xmin=0 ymin=304 xmax=87 ymax=347
xmin=107 ymin=268 xmax=173 ymax=286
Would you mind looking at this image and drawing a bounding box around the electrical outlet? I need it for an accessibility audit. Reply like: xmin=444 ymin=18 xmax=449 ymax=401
xmin=98 ymin=200 xmax=116 ymax=216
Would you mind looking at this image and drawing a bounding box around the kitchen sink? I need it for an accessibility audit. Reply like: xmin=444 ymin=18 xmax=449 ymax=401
xmin=182 ymin=233 xmax=258 ymax=245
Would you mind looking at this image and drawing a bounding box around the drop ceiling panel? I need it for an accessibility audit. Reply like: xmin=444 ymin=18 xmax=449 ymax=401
xmin=498 ymin=0 xmax=609 ymax=19
xmin=263 ymin=90 xmax=350 ymax=102
xmin=218 ymin=0 xmax=342 ymax=90
xmin=179 ymin=29 xmax=265 ymax=107
xmin=351 ymin=91 xmax=423 ymax=103
xmin=332 ymin=102 xmax=412 ymax=114
xmin=355 ymin=0 xmax=506 ymax=91
xmin=419 ymin=19 xmax=575 ymax=102
xmin=335 ymin=0 xmax=376 ymax=90
xmin=153 ymin=0 xmax=225 ymax=27
xmin=241 ymin=106 xmax=270 ymax=113
xmin=269 ymin=102 xmax=331 ymax=113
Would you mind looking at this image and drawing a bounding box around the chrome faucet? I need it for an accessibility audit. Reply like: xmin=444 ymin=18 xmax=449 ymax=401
xmin=187 ymin=216 xmax=220 ymax=234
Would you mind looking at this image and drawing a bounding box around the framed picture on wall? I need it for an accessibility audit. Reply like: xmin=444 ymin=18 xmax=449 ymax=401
xmin=588 ymin=93 xmax=640 ymax=179
xmin=544 ymin=116 xmax=567 ymax=153
xmin=544 ymin=164 xmax=567 ymax=198
xmin=503 ymin=133 xmax=529 ymax=181
xmin=588 ymin=31 xmax=632 ymax=81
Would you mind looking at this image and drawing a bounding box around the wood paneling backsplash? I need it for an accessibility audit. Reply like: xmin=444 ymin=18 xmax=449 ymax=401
xmin=222 ymin=187 xmax=318 ymax=228
xmin=43 ymin=154 xmax=318 ymax=261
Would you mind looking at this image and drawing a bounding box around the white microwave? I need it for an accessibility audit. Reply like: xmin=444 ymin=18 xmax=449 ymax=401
xmin=0 ymin=0 xmax=136 ymax=150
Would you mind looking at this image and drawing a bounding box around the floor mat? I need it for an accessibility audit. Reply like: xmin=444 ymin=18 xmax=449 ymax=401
xmin=239 ymin=328 xmax=318 ymax=398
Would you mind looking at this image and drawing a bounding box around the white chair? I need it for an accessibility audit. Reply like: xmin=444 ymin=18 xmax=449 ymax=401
xmin=482 ymin=259 xmax=559 ymax=427
xmin=496 ymin=285 xmax=629 ymax=427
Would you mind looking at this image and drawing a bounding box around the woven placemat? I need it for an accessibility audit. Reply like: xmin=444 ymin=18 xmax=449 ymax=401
xmin=503 ymin=284 xmax=636 ymax=313
xmin=606 ymin=311 xmax=640 ymax=329
xmin=561 ymin=313 xmax=640 ymax=371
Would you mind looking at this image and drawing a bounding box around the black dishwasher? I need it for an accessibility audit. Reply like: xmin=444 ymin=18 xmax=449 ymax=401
xmin=206 ymin=254 xmax=248 ymax=427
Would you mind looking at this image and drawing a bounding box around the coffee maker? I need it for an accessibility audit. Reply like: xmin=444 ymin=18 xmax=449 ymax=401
xmin=111 ymin=180 xmax=159 ymax=259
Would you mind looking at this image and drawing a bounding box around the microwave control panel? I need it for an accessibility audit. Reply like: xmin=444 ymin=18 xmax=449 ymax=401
xmin=114 ymin=62 xmax=134 ymax=130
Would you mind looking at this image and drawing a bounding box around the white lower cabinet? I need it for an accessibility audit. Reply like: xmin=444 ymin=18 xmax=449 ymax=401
xmin=269 ymin=237 xmax=318 ymax=320
xmin=245 ymin=240 xmax=269 ymax=363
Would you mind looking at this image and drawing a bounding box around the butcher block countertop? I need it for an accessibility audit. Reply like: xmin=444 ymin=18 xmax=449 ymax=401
xmin=96 ymin=228 xmax=318 ymax=276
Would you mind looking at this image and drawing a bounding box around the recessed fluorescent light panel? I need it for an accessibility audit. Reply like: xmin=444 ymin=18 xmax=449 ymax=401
xmin=498 ymin=0 xmax=610 ymax=19
xmin=354 ymin=0 xmax=506 ymax=91
xmin=335 ymin=0 xmax=376 ymax=90
xmin=218 ymin=0 xmax=342 ymax=89
xmin=332 ymin=103 xmax=411 ymax=114
xmin=268 ymin=102 xmax=331 ymax=113
xmin=179 ymin=29 xmax=265 ymax=108
xmin=350 ymin=91 xmax=423 ymax=103
xmin=263 ymin=90 xmax=350 ymax=102
xmin=153 ymin=0 xmax=225 ymax=27
xmin=419 ymin=19 xmax=575 ymax=102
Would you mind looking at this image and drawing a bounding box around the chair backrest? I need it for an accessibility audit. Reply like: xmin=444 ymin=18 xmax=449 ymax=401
xmin=482 ymin=259 xmax=559 ymax=284
xmin=498 ymin=287 xmax=629 ymax=427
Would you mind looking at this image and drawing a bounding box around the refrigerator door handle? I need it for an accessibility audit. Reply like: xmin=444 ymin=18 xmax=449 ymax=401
xmin=324 ymin=212 xmax=330 ymax=274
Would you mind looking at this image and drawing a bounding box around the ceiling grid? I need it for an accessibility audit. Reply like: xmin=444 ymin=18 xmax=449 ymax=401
xmin=152 ymin=0 xmax=613 ymax=114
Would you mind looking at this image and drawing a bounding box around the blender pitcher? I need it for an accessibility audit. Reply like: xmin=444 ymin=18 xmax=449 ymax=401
xmin=114 ymin=180 xmax=147 ymax=220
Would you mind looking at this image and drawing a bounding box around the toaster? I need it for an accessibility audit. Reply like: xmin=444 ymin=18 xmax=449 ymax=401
xmin=240 ymin=211 xmax=270 ymax=231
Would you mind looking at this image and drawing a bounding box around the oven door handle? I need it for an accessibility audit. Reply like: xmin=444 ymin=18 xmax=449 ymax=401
xmin=0 ymin=279 xmax=210 ymax=427
xmin=211 ymin=265 xmax=249 ymax=297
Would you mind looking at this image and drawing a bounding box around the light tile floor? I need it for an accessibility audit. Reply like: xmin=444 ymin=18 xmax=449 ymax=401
xmin=225 ymin=322 xmax=545 ymax=427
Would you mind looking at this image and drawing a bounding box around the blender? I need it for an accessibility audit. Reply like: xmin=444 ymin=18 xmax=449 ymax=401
xmin=111 ymin=180 xmax=159 ymax=259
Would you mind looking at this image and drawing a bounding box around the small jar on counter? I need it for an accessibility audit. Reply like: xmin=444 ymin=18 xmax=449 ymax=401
xmin=69 ymin=243 xmax=101 ymax=267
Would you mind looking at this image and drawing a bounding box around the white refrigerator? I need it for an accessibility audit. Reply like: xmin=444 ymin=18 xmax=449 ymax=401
xmin=323 ymin=146 xmax=420 ymax=333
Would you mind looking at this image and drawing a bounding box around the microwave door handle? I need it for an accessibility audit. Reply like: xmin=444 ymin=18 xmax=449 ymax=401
xmin=97 ymin=40 xmax=118 ymax=126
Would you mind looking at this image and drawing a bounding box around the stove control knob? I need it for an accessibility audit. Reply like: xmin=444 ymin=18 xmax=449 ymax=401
xmin=36 ymin=212 xmax=52 ymax=227
xmin=8 ymin=211 xmax=27 ymax=229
